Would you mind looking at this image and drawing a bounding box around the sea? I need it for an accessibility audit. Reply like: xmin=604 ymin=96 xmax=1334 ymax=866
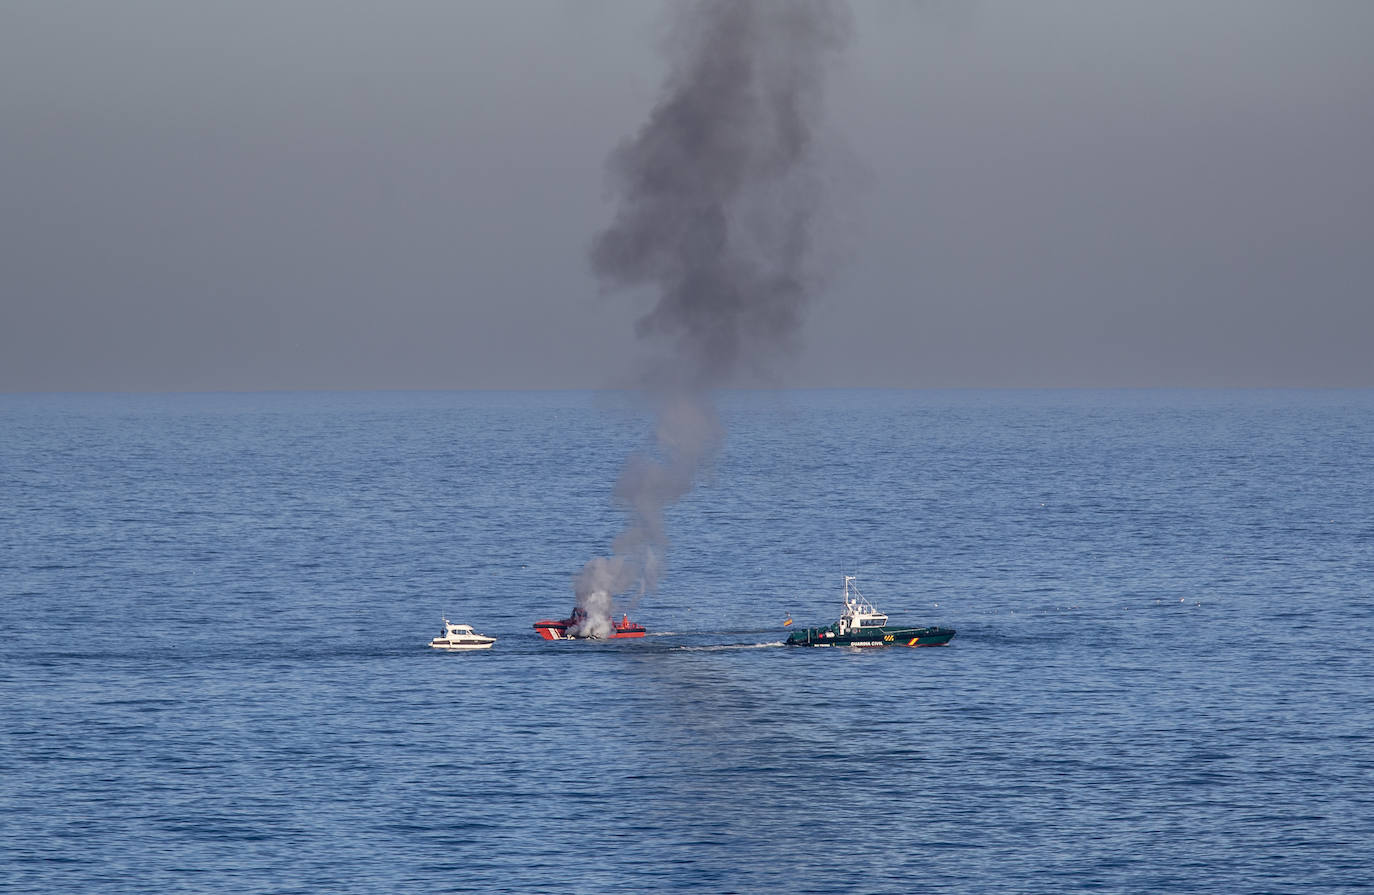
xmin=2 ymin=389 xmax=1372 ymax=894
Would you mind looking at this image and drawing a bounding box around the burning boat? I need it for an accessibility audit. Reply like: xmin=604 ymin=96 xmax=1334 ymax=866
xmin=785 ymin=576 xmax=955 ymax=648
xmin=532 ymin=607 xmax=647 ymax=641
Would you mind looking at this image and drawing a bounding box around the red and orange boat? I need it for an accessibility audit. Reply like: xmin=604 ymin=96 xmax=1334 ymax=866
xmin=532 ymin=607 xmax=646 ymax=640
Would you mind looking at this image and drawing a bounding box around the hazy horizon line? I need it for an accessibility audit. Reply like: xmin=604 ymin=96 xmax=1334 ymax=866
xmin=6 ymin=384 xmax=1373 ymax=398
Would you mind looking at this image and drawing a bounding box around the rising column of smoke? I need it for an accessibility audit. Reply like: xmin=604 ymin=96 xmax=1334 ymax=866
xmin=570 ymin=0 xmax=850 ymax=637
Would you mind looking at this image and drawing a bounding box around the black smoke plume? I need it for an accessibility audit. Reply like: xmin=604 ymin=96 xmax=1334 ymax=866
xmin=570 ymin=0 xmax=850 ymax=637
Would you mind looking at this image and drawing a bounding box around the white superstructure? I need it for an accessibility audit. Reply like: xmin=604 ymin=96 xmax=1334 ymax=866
xmin=834 ymin=576 xmax=889 ymax=638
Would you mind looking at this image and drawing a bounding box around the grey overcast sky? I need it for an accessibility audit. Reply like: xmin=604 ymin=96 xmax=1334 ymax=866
xmin=3 ymin=0 xmax=1372 ymax=392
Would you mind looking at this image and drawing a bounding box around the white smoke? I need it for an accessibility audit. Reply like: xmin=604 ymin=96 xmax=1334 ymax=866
xmin=569 ymin=556 xmax=632 ymax=638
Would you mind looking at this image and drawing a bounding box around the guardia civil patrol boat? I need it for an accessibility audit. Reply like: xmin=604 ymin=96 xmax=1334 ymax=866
xmin=785 ymin=576 xmax=955 ymax=648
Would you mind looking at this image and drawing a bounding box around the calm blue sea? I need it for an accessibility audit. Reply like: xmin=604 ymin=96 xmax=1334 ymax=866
xmin=3 ymin=389 xmax=1372 ymax=894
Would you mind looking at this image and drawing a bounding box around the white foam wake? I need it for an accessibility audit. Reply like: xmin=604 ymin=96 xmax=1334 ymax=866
xmin=671 ymin=641 xmax=786 ymax=652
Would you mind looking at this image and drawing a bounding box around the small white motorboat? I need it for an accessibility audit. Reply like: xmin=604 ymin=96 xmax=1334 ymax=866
xmin=428 ymin=618 xmax=496 ymax=650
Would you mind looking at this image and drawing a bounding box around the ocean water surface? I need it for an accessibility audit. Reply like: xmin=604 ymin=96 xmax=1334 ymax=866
xmin=2 ymin=389 xmax=1372 ymax=893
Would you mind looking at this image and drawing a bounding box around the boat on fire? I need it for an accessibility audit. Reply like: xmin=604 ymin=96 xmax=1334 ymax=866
xmin=785 ymin=576 xmax=955 ymax=648
xmin=533 ymin=607 xmax=646 ymax=640
xmin=428 ymin=618 xmax=496 ymax=650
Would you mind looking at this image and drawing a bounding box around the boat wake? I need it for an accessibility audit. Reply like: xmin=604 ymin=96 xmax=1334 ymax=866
xmin=671 ymin=641 xmax=786 ymax=652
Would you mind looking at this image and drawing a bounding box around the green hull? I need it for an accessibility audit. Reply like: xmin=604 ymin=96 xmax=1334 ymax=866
xmin=786 ymin=625 xmax=955 ymax=648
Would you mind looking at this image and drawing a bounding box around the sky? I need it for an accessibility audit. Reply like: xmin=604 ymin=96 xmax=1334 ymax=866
xmin=3 ymin=0 xmax=1372 ymax=392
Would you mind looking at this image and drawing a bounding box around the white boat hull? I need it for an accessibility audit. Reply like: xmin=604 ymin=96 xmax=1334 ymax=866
xmin=429 ymin=639 xmax=494 ymax=650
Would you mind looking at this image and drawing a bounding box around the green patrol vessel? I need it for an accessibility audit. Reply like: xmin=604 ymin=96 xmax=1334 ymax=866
xmin=785 ymin=576 xmax=955 ymax=648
